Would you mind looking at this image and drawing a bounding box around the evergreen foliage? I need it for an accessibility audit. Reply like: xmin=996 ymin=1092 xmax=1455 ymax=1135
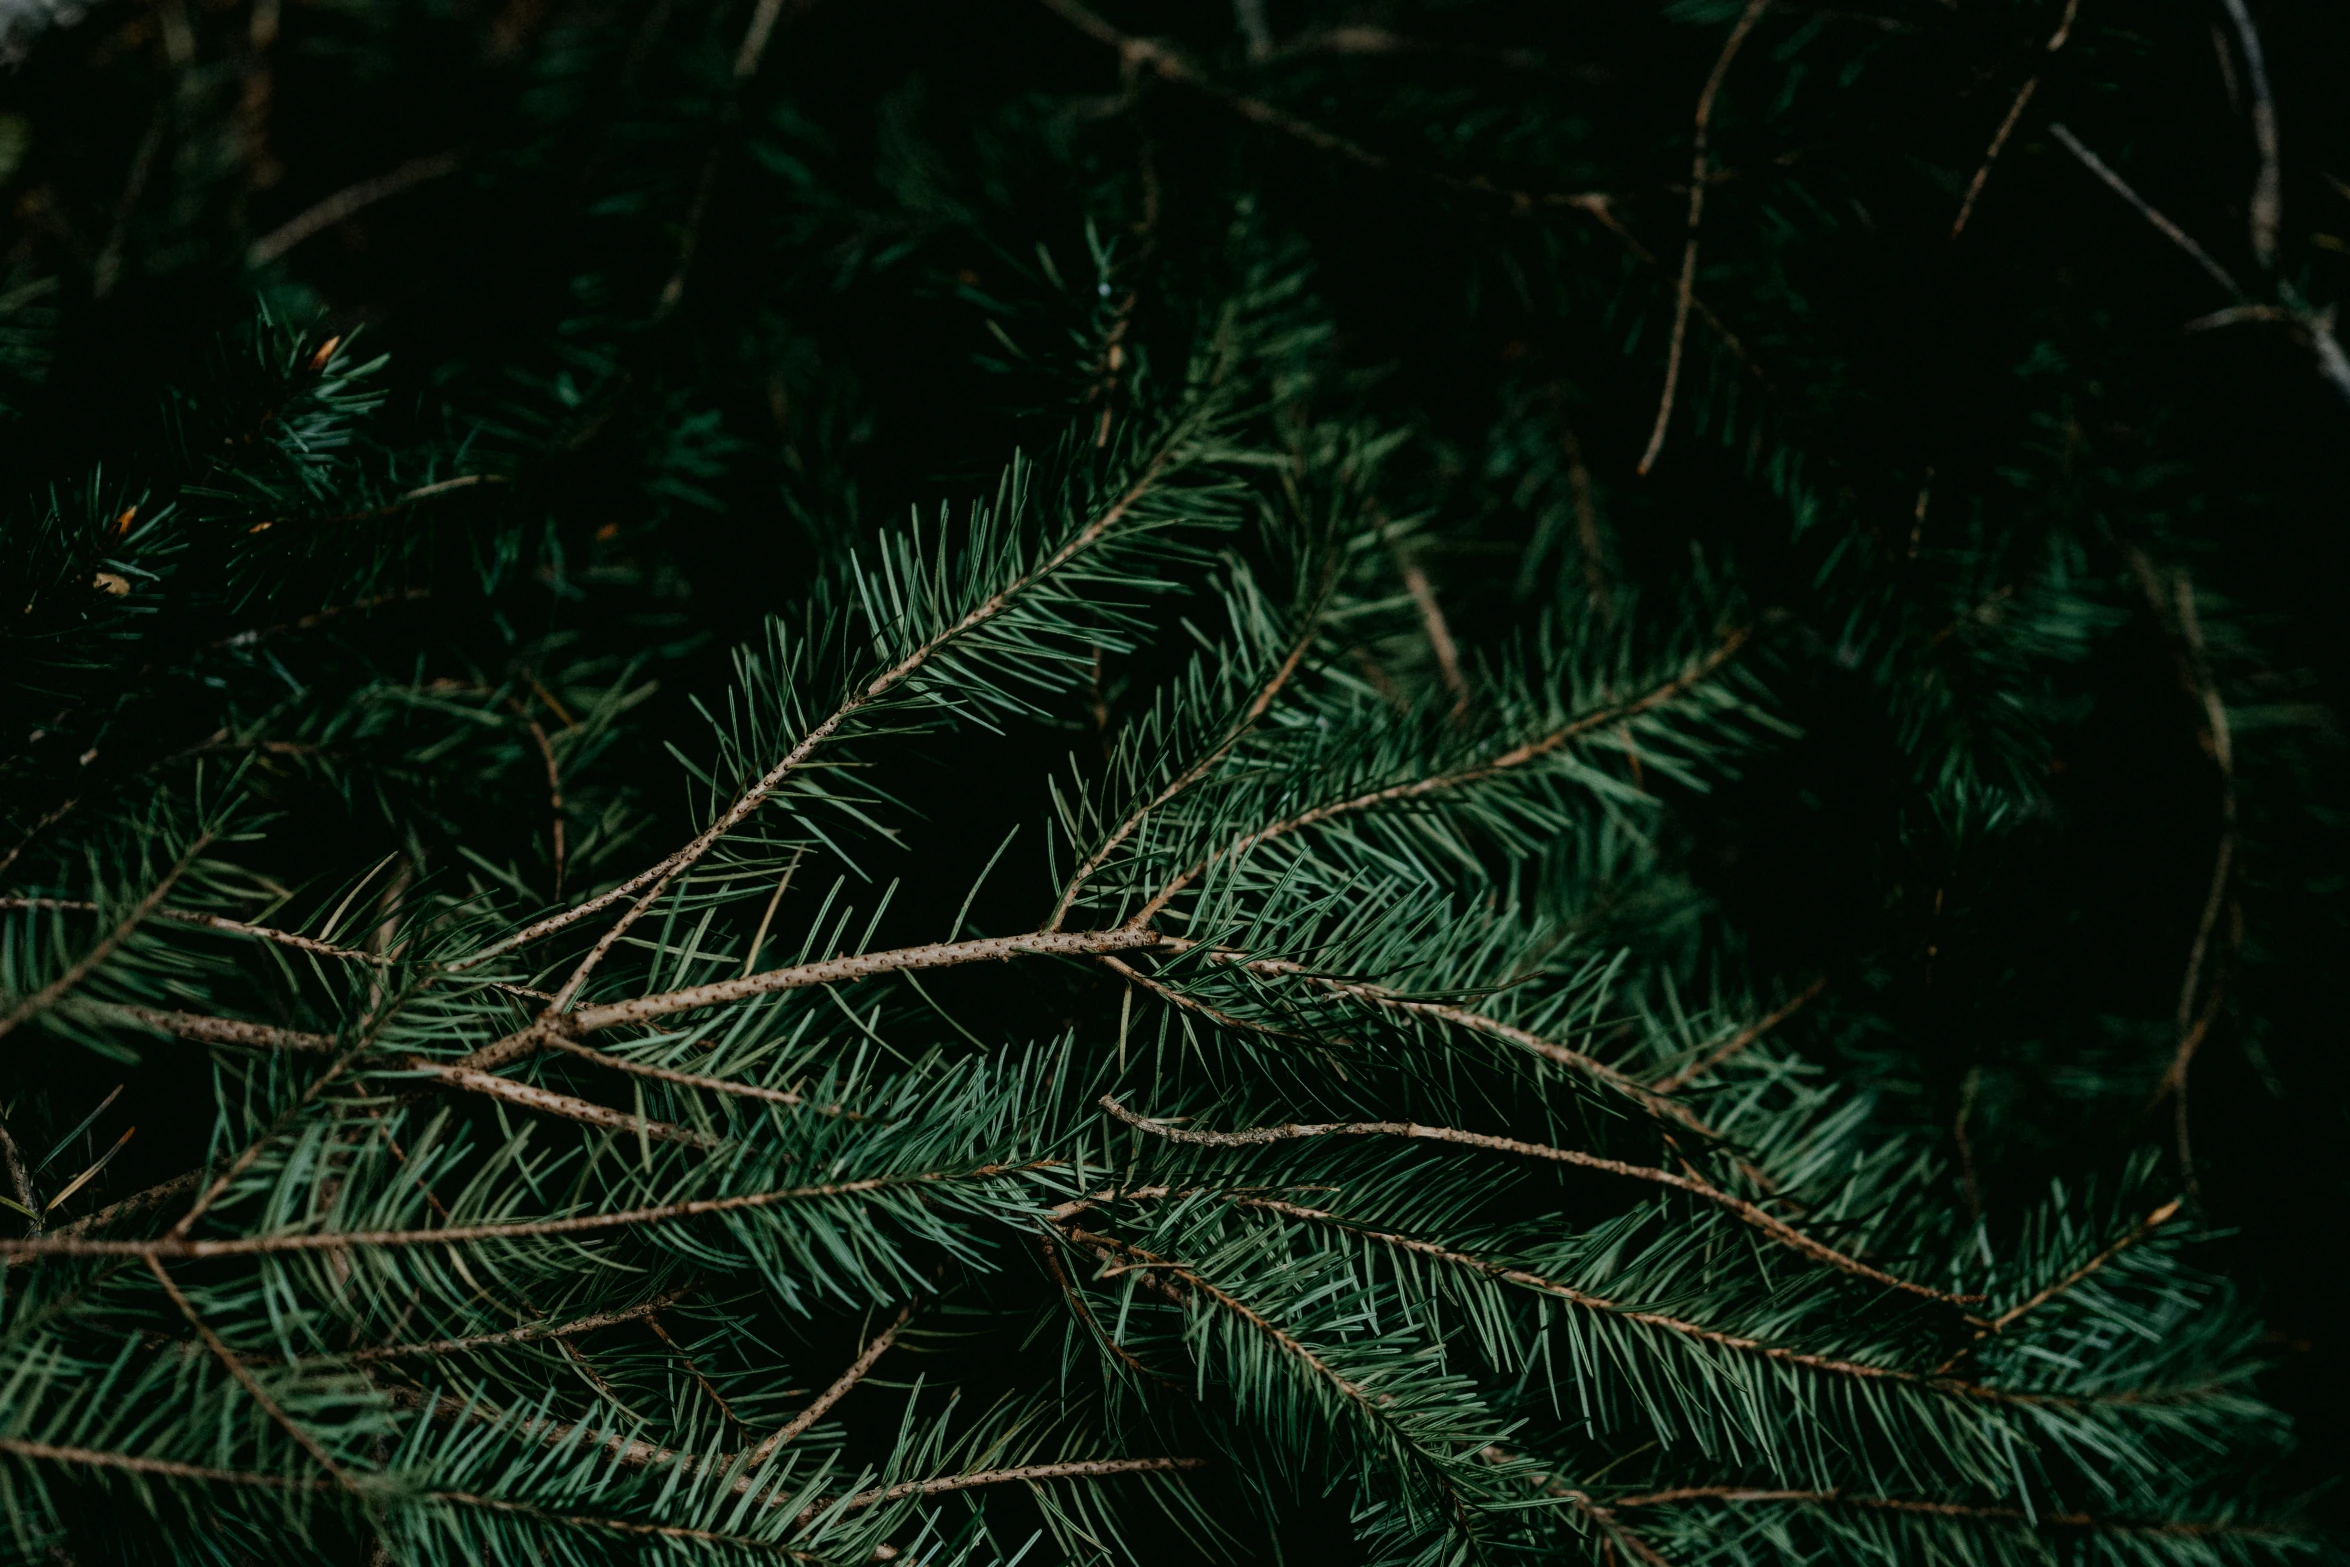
xmin=0 ymin=0 xmax=2341 ymax=1564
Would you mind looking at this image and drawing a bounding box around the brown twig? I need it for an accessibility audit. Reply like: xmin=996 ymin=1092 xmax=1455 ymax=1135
xmin=0 ymin=1160 xmax=1055 ymax=1260
xmin=1949 ymin=0 xmax=2080 ymax=239
xmin=346 ymin=1286 xmax=694 ymax=1363
xmin=2049 ymin=125 xmax=2242 ymax=297
xmin=562 ymin=928 xmax=1169 ymax=1037
xmin=1636 ymin=0 xmax=1772 ymax=476
xmin=1650 ymin=976 xmax=1827 ymax=1091
xmin=740 ymin=1300 xmax=917 ymax=1473
xmin=2214 ymin=0 xmax=2279 ymax=268
xmin=95 ymin=1004 xmax=335 ymax=1053
xmin=407 ymin=1058 xmax=715 ymax=1148
xmin=248 ymin=153 xmax=462 ymax=266
xmin=1129 ymin=627 xmax=1754 ymax=928
xmin=1107 ymin=1098 xmax=1975 ymax=1309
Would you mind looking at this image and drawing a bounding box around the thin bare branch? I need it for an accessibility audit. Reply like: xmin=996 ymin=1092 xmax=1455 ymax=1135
xmin=1949 ymin=0 xmax=2080 ymax=239
xmin=0 ymin=1161 xmax=1055 ymax=1260
xmin=1636 ymin=0 xmax=1771 ymax=476
xmin=347 ymin=1286 xmax=694 ymax=1362
xmin=741 ymin=1300 xmax=917 ymax=1473
xmin=407 ymin=1058 xmax=716 ymax=1148
xmin=1099 ymin=955 xmax=1292 ymax=1038
xmin=2050 ymin=125 xmax=2243 ymax=296
xmin=248 ymin=152 xmax=461 ymax=266
xmin=1106 ymin=1098 xmax=1976 ymax=1310
xmin=1129 ymin=627 xmax=1753 ymax=927
xmin=565 ymin=928 xmax=1168 ymax=1037
xmin=2214 ymin=0 xmax=2279 ymax=268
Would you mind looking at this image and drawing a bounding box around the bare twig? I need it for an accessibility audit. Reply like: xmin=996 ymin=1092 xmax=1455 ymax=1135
xmin=1636 ymin=0 xmax=1771 ymax=476
xmin=2049 ymin=125 xmax=2242 ymax=296
xmin=407 ymin=1058 xmax=715 ymax=1148
xmin=740 ymin=1300 xmax=917 ymax=1473
xmin=346 ymin=1286 xmax=694 ymax=1362
xmin=0 ymin=1436 xmax=329 ymax=1491
xmin=1949 ymin=0 xmax=2080 ymax=239
xmin=1106 ymin=1098 xmax=1976 ymax=1309
xmin=2214 ymin=0 xmax=2279 ymax=267
xmin=513 ymin=706 xmax=568 ymax=899
xmin=248 ymin=153 xmax=462 ymax=266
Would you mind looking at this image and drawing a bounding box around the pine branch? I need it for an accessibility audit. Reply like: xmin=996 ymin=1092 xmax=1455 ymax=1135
xmin=0 ymin=1161 xmax=1057 ymax=1259
xmin=0 ymin=832 xmax=213 ymax=1044
xmin=1129 ymin=627 xmax=1754 ymax=926
xmin=1104 ymin=1097 xmax=1978 ymax=1309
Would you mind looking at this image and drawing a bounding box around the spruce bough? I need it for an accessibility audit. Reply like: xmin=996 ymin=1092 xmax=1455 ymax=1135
xmin=0 ymin=304 xmax=2301 ymax=1563
xmin=0 ymin=0 xmax=2335 ymax=1561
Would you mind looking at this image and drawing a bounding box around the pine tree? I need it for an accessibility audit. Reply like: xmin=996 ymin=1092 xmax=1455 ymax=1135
xmin=0 ymin=0 xmax=2339 ymax=1564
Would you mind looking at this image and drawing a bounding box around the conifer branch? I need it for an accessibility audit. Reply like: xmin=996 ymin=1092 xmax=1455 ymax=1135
xmin=1107 ymin=1098 xmax=1975 ymax=1309
xmin=1650 ymin=977 xmax=1828 ymax=1092
xmin=1049 ymin=618 xmax=1321 ymax=931
xmin=1636 ymin=0 xmax=1771 ymax=476
xmin=1129 ymin=629 xmax=1753 ymax=927
xmin=475 ymin=429 xmax=1194 ymax=994
xmin=97 ymin=1004 xmax=335 ymax=1053
xmin=820 ymin=1455 xmax=1207 ymax=1518
xmin=0 ymin=1161 xmax=1057 ymax=1259
xmin=1608 ymin=1486 xmax=2290 ymax=1539
xmin=0 ymin=833 xmax=213 ymax=1044
xmin=564 ymin=928 xmax=1169 ymax=1035
xmin=1949 ymin=0 xmax=2079 ymax=239
xmin=1235 ymin=1198 xmax=1973 ymax=1396
xmin=0 ymin=1436 xmax=332 ymax=1491
xmin=541 ymin=1035 xmax=831 ymax=1110
xmin=146 ymin=1255 xmax=360 ymax=1491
